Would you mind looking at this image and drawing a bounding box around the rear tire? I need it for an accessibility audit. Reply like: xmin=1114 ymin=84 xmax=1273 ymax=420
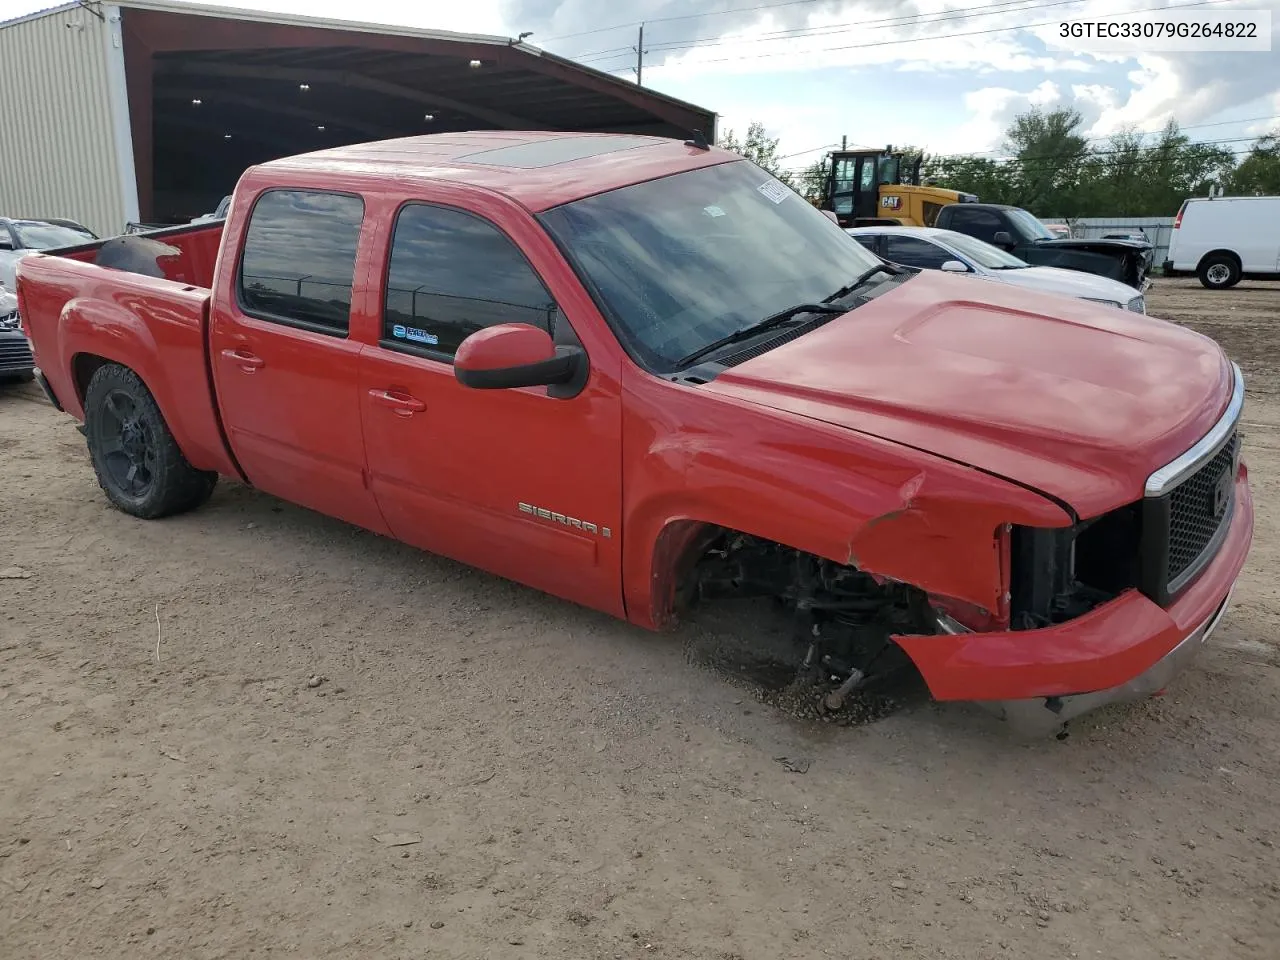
xmin=84 ymin=363 xmax=217 ymax=518
xmin=1198 ymin=255 xmax=1241 ymax=289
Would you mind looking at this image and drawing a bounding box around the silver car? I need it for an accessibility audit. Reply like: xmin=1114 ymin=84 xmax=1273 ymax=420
xmin=0 ymin=217 xmax=98 ymax=291
xmin=847 ymin=225 xmax=1147 ymax=314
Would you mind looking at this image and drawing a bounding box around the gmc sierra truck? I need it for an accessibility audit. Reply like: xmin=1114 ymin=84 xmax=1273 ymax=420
xmin=15 ymin=132 xmax=1252 ymax=737
xmin=933 ymin=202 xmax=1154 ymax=290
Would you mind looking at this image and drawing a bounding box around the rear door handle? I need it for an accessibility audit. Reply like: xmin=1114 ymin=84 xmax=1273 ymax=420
xmin=368 ymin=388 xmax=426 ymax=417
xmin=221 ymin=348 xmax=264 ymax=372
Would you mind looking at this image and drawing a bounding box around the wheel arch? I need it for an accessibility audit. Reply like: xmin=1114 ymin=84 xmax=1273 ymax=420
xmin=625 ymin=462 xmax=1072 ymax=633
xmin=60 ymin=299 xmax=237 ymax=478
xmin=1197 ymin=248 xmax=1242 ymax=271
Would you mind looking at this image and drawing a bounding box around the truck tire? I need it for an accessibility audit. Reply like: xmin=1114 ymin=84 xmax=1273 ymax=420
xmin=1197 ymin=254 xmax=1241 ymax=290
xmin=83 ymin=363 xmax=217 ymax=519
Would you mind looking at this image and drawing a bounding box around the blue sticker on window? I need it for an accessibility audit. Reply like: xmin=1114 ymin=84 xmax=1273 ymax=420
xmin=392 ymin=324 xmax=438 ymax=345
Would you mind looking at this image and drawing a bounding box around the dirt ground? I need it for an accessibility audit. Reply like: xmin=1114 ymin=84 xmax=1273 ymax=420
xmin=3 ymin=278 xmax=1279 ymax=960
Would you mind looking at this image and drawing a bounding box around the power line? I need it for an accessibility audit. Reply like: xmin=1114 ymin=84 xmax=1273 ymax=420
xmin=538 ymin=0 xmax=973 ymax=44
xmin=778 ymin=139 xmax=1262 ymax=175
xmin=778 ymin=116 xmax=1280 ymax=168
xmin=575 ymin=0 xmax=1240 ymax=70
xmin=776 ymin=142 xmax=840 ymax=160
xmin=571 ymin=0 xmax=1090 ymax=64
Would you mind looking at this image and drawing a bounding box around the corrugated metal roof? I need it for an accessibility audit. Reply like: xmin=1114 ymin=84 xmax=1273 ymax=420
xmin=0 ymin=0 xmax=715 ymax=120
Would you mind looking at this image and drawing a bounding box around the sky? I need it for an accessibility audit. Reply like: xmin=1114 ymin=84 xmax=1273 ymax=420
xmin=5 ymin=0 xmax=1278 ymax=175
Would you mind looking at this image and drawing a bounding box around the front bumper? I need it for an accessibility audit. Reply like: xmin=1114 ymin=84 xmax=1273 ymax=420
xmin=894 ymin=468 xmax=1253 ymax=735
xmin=980 ymin=587 xmax=1232 ymax=737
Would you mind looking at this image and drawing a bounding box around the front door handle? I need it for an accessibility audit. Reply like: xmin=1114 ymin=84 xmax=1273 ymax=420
xmin=221 ymin=347 xmax=264 ymax=372
xmin=369 ymin=388 xmax=426 ymax=417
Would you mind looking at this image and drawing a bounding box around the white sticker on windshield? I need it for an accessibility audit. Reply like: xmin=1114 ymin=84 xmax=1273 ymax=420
xmin=756 ymin=179 xmax=790 ymax=204
xmin=703 ymin=205 xmax=727 ymax=218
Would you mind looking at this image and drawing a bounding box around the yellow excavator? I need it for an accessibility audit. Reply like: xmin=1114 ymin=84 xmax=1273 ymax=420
xmin=818 ymin=147 xmax=978 ymax=228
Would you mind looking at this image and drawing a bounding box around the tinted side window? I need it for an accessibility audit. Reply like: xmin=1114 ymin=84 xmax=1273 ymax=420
xmin=946 ymin=208 xmax=1003 ymax=244
xmin=883 ymin=235 xmax=953 ymax=269
xmin=238 ymin=189 xmax=364 ymax=336
xmin=383 ymin=204 xmax=556 ymax=359
xmin=852 ymin=235 xmax=879 ymax=254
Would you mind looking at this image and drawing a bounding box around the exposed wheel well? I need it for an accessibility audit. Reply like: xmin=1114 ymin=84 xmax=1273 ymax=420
xmin=658 ymin=522 xmax=934 ymax=692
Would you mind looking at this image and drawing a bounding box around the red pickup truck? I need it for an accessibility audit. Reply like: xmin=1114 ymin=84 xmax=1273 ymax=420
xmin=16 ymin=132 xmax=1252 ymax=737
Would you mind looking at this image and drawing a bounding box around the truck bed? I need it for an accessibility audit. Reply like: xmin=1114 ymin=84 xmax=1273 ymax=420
xmin=38 ymin=220 xmax=225 ymax=288
xmin=15 ymin=230 xmax=240 ymax=479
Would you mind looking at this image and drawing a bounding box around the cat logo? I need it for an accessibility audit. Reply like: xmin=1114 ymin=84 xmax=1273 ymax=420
xmin=881 ymin=196 xmax=902 ymax=210
xmin=519 ymin=502 xmax=612 ymax=538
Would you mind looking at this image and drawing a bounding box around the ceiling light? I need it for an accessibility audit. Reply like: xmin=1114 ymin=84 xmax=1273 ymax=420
xmin=299 ymin=83 xmax=310 ymax=91
xmin=316 ymin=125 xmax=325 ymax=131
xmin=469 ymin=59 xmax=482 ymax=68
xmin=423 ymin=113 xmax=434 ymax=122
xmin=191 ymin=98 xmax=202 ymax=105
xmin=223 ymin=134 xmax=232 ymax=140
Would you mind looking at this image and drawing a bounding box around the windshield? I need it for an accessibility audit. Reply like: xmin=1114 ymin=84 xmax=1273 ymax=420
xmin=941 ymin=231 xmax=1028 ymax=269
xmin=12 ymin=220 xmax=95 ymax=250
xmin=1006 ymin=208 xmax=1055 ymax=241
xmin=539 ymin=160 xmax=886 ymax=372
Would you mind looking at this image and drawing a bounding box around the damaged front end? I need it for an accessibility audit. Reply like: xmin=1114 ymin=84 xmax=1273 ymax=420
xmin=896 ymin=375 xmax=1251 ymax=737
xmin=677 ymin=394 xmax=1251 ymax=738
xmin=688 ymin=532 xmax=934 ymax=712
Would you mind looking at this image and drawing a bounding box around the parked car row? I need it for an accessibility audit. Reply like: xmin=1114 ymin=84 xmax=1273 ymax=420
xmin=847 ymin=226 xmax=1147 ymax=313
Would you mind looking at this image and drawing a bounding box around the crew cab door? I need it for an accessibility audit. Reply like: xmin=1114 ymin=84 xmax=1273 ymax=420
xmin=208 ymin=187 xmax=389 ymax=535
xmin=355 ymin=195 xmax=624 ymax=616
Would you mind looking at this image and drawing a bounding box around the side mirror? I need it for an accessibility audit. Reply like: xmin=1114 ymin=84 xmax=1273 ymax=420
xmin=454 ymin=323 xmax=588 ymax=398
xmin=940 ymin=260 xmax=969 ymax=273
xmin=821 ymin=209 xmax=840 ymax=224
xmin=992 ymin=231 xmax=1014 ymax=249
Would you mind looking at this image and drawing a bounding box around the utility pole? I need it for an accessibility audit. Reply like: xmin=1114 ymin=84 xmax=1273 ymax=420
xmin=633 ymin=23 xmax=647 ymax=85
xmin=842 ymin=135 xmax=847 ymax=150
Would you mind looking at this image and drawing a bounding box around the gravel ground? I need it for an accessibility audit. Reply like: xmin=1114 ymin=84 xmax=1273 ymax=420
xmin=2 ymin=278 xmax=1278 ymax=959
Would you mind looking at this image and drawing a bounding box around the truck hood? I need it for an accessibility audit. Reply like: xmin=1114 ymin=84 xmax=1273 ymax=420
xmin=705 ymin=271 xmax=1232 ymax=519
xmin=1020 ymin=238 xmax=1151 ymax=289
xmin=1033 ymin=237 xmax=1152 ymax=254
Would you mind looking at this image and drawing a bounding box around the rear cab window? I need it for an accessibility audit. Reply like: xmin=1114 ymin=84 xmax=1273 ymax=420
xmin=237 ymin=189 xmax=365 ymax=337
xmin=946 ymin=208 xmax=1004 ymax=244
xmin=381 ymin=203 xmax=558 ymax=361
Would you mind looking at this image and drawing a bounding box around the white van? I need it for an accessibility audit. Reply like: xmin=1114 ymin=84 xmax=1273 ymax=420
xmin=1164 ymin=195 xmax=1280 ymax=289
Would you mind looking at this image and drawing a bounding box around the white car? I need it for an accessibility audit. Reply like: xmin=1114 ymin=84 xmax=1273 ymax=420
xmin=847 ymin=225 xmax=1147 ymax=313
xmin=1164 ymin=195 xmax=1280 ymax=289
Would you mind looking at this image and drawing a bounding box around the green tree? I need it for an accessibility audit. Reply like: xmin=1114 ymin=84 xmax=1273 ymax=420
xmin=795 ymin=154 xmax=830 ymax=203
xmin=717 ymin=121 xmax=794 ymax=186
xmin=920 ymin=154 xmax=1015 ymax=205
xmin=1002 ymin=107 xmax=1091 ymax=212
xmin=1229 ymin=133 xmax=1280 ymax=195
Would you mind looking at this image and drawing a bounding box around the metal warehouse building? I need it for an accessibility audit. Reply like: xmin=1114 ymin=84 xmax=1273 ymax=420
xmin=0 ymin=0 xmax=717 ymax=237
